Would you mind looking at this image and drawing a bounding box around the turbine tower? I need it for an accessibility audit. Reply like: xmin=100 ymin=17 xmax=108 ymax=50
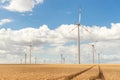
xmin=92 ymin=44 xmax=95 ymax=64
xmin=20 ymin=58 xmax=22 ymax=64
xmin=35 ymin=56 xmax=37 ymax=64
xmin=63 ymin=57 xmax=65 ymax=64
xmin=77 ymin=9 xmax=81 ymax=64
xmin=96 ymin=48 xmax=101 ymax=64
xmin=29 ymin=43 xmax=32 ymax=64
xmin=25 ymin=53 xmax=27 ymax=64
xmin=98 ymin=53 xmax=100 ymax=64
xmin=60 ymin=53 xmax=63 ymax=64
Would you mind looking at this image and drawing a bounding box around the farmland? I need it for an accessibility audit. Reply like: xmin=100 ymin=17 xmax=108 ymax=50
xmin=0 ymin=64 xmax=119 ymax=80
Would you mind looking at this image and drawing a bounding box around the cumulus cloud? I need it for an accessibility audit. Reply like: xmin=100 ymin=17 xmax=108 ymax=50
xmin=0 ymin=19 xmax=12 ymax=26
xmin=0 ymin=23 xmax=120 ymax=64
xmin=2 ymin=0 xmax=44 ymax=12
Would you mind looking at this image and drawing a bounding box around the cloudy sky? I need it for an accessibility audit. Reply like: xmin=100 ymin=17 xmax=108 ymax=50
xmin=0 ymin=0 xmax=120 ymax=64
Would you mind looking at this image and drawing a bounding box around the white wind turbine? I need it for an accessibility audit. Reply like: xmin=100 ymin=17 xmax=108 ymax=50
xmin=70 ymin=9 xmax=91 ymax=64
xmin=28 ymin=41 xmax=33 ymax=64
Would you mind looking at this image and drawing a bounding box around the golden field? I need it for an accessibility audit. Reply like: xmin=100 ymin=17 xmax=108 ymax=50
xmin=0 ymin=64 xmax=119 ymax=80
xmin=100 ymin=64 xmax=120 ymax=80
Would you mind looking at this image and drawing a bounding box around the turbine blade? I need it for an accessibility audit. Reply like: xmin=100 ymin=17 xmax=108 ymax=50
xmin=69 ymin=25 xmax=77 ymax=33
xmin=78 ymin=8 xmax=82 ymax=24
xmin=82 ymin=26 xmax=91 ymax=34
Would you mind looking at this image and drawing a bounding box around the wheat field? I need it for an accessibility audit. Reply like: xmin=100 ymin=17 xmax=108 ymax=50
xmin=0 ymin=64 xmax=120 ymax=80
xmin=100 ymin=64 xmax=120 ymax=80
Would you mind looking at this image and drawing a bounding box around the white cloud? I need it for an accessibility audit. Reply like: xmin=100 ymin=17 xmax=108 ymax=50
xmin=2 ymin=0 xmax=44 ymax=12
xmin=35 ymin=0 xmax=43 ymax=4
xmin=0 ymin=23 xmax=120 ymax=64
xmin=0 ymin=19 xmax=12 ymax=26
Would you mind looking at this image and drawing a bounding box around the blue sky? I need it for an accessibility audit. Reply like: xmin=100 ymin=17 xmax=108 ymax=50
xmin=0 ymin=0 xmax=120 ymax=29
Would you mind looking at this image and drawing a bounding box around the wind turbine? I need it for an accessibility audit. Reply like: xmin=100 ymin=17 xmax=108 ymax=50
xmin=25 ymin=53 xmax=27 ymax=64
xmin=20 ymin=58 xmax=22 ymax=64
xmin=70 ymin=9 xmax=90 ymax=64
xmin=62 ymin=56 xmax=66 ymax=64
xmin=60 ymin=53 xmax=63 ymax=64
xmin=35 ymin=56 xmax=37 ymax=64
xmin=29 ymin=42 xmax=32 ymax=64
xmin=98 ymin=53 xmax=100 ymax=64
xmin=91 ymin=44 xmax=95 ymax=64
xmin=59 ymin=48 xmax=65 ymax=64
xmin=77 ymin=9 xmax=81 ymax=64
